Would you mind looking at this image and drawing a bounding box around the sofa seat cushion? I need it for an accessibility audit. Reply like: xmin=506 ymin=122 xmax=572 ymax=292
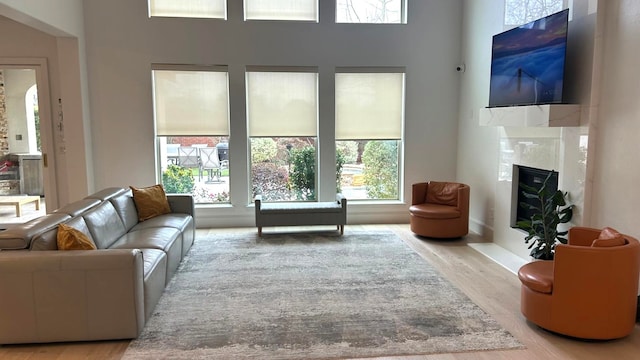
xmin=139 ymin=248 xmax=167 ymax=280
xmin=130 ymin=213 xmax=192 ymax=233
xmin=409 ymin=203 xmax=461 ymax=219
xmin=518 ymin=260 xmax=554 ymax=294
xmin=109 ymin=227 xmax=181 ymax=253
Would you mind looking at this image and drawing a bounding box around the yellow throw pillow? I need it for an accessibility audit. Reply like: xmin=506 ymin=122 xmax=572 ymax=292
xmin=57 ymin=223 xmax=97 ymax=250
xmin=130 ymin=184 xmax=171 ymax=221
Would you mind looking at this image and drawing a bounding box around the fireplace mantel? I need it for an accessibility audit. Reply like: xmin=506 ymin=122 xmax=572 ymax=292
xmin=479 ymin=104 xmax=581 ymax=127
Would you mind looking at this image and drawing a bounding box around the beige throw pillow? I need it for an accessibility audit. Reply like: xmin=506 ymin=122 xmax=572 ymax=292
xmin=57 ymin=223 xmax=97 ymax=250
xmin=130 ymin=184 xmax=171 ymax=221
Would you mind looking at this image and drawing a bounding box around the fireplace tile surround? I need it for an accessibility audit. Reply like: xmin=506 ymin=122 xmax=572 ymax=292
xmin=472 ymin=106 xmax=589 ymax=268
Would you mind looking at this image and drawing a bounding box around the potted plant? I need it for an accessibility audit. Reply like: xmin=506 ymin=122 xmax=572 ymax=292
xmin=515 ymin=172 xmax=573 ymax=260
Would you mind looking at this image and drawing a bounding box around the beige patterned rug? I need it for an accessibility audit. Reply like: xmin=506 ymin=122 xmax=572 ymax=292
xmin=123 ymin=230 xmax=523 ymax=359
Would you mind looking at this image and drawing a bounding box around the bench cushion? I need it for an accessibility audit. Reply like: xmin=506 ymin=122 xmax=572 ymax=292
xmin=260 ymin=202 xmax=343 ymax=214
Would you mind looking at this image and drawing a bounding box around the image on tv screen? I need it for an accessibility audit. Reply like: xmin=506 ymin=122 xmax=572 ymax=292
xmin=489 ymin=9 xmax=569 ymax=108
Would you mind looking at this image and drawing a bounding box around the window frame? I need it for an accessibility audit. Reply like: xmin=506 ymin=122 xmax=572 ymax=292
xmin=151 ymin=64 xmax=232 ymax=204
xmin=334 ymin=68 xmax=406 ymax=201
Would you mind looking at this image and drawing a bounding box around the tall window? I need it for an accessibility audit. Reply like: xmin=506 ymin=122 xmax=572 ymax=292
xmin=335 ymin=70 xmax=404 ymax=200
xmin=336 ymin=0 xmax=406 ymax=24
xmin=148 ymin=0 xmax=227 ymax=19
xmin=504 ymin=0 xmax=565 ymax=26
xmin=152 ymin=66 xmax=231 ymax=204
xmin=244 ymin=0 xmax=318 ymax=21
xmin=246 ymin=68 xmax=318 ymax=202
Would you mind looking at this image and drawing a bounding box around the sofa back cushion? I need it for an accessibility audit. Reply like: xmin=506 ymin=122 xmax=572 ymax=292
xmin=83 ymin=201 xmax=127 ymax=249
xmin=0 ymin=213 xmax=71 ymax=250
xmin=53 ymin=198 xmax=101 ymax=217
xmin=110 ymin=191 xmax=140 ymax=231
xmin=426 ymin=182 xmax=460 ymax=206
xmin=31 ymin=216 xmax=95 ymax=251
xmin=57 ymin=223 xmax=97 ymax=250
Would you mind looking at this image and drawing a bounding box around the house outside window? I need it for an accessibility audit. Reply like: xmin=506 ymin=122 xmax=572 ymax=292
xmin=152 ymin=66 xmax=231 ymax=204
xmin=335 ymin=69 xmax=405 ymax=200
xmin=246 ymin=67 xmax=318 ymax=202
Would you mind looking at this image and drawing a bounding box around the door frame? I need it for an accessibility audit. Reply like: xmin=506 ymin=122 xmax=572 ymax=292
xmin=0 ymin=57 xmax=58 ymax=209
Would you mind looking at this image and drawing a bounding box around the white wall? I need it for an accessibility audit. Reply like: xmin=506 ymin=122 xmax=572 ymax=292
xmin=591 ymin=0 xmax=640 ymax=231
xmin=81 ymin=0 xmax=464 ymax=227
xmin=0 ymin=0 xmax=93 ymax=206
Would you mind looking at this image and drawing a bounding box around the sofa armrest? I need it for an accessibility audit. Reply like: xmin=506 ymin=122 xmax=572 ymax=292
xmin=167 ymin=194 xmax=195 ymax=216
xmin=0 ymin=249 xmax=145 ymax=344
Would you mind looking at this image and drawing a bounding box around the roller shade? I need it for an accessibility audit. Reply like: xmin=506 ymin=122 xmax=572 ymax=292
xmin=149 ymin=0 xmax=226 ymax=18
xmin=153 ymin=69 xmax=230 ymax=136
xmin=247 ymin=70 xmax=318 ymax=137
xmin=245 ymin=0 xmax=318 ymax=21
xmin=335 ymin=72 xmax=404 ymax=140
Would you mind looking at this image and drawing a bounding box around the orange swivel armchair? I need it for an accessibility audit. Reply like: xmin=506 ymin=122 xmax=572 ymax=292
xmin=518 ymin=227 xmax=640 ymax=340
xmin=409 ymin=181 xmax=470 ymax=238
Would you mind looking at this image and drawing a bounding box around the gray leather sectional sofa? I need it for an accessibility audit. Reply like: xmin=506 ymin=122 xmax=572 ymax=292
xmin=0 ymin=187 xmax=195 ymax=344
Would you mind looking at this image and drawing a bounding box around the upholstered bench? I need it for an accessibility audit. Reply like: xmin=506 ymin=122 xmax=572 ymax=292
xmin=254 ymin=194 xmax=347 ymax=236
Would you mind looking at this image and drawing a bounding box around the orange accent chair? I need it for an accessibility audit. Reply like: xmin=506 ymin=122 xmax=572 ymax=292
xmin=409 ymin=181 xmax=470 ymax=238
xmin=518 ymin=227 xmax=640 ymax=339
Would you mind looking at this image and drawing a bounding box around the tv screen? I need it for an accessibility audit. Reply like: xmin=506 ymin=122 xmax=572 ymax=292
xmin=488 ymin=9 xmax=569 ymax=108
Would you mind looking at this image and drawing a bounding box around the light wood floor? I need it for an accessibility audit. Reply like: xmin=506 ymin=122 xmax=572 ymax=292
xmin=2 ymin=224 xmax=639 ymax=360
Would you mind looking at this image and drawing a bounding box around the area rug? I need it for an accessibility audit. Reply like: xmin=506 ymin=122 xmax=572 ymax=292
xmin=123 ymin=230 xmax=523 ymax=359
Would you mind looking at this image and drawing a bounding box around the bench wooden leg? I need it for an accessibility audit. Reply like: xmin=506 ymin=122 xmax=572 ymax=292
xmin=339 ymin=225 xmax=344 ymax=235
xmin=258 ymin=227 xmax=262 ymax=237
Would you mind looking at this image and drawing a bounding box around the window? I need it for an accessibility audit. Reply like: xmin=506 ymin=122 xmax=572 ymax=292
xmin=152 ymin=66 xmax=230 ymax=204
xmin=504 ymin=0 xmax=565 ymax=26
xmin=246 ymin=68 xmax=318 ymax=202
xmin=148 ymin=0 xmax=227 ymax=19
xmin=335 ymin=70 xmax=404 ymax=200
xmin=244 ymin=0 xmax=318 ymax=21
xmin=336 ymin=0 xmax=406 ymax=24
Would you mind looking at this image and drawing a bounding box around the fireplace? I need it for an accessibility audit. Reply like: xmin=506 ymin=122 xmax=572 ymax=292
xmin=510 ymin=165 xmax=558 ymax=228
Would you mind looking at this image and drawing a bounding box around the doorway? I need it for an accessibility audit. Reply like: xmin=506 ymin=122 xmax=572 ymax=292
xmin=0 ymin=58 xmax=57 ymax=223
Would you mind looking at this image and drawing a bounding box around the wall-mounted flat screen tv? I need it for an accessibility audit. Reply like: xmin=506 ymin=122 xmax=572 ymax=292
xmin=488 ymin=9 xmax=570 ymax=108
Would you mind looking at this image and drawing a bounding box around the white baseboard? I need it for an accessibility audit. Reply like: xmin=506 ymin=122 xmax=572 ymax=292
xmin=468 ymin=242 xmax=528 ymax=275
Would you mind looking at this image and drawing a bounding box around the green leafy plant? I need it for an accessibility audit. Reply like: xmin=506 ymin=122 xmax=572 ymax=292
xmin=289 ymin=146 xmax=316 ymax=201
xmin=516 ymin=172 xmax=573 ymax=260
xmin=336 ymin=149 xmax=346 ymax=193
xmin=162 ymin=164 xmax=195 ymax=194
xmin=362 ymin=140 xmax=398 ymax=199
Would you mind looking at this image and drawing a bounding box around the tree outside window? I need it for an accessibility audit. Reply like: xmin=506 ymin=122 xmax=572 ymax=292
xmin=504 ymin=0 xmax=565 ymax=26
